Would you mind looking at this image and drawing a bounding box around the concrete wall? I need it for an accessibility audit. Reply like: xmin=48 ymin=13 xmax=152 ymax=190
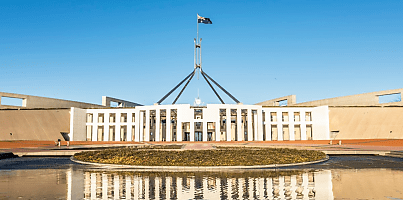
xmin=255 ymin=95 xmax=296 ymax=106
xmin=0 ymin=92 xmax=104 ymax=109
xmin=329 ymin=106 xmax=403 ymax=139
xmin=295 ymin=88 xmax=403 ymax=106
xmin=0 ymin=109 xmax=70 ymax=141
xmin=70 ymin=107 xmax=87 ymax=141
xmin=102 ymin=96 xmax=142 ymax=107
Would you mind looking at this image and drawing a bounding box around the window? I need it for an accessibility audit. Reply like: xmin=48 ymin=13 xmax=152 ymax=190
xmin=86 ymin=114 xmax=93 ymax=123
xmin=294 ymin=112 xmax=300 ymax=122
xmin=270 ymin=112 xmax=277 ymax=122
xmin=121 ymin=113 xmax=127 ymax=123
xmin=109 ymin=113 xmax=116 ymax=123
xmin=98 ymin=114 xmax=104 ymax=123
xmin=379 ymin=93 xmax=401 ymax=104
xmin=0 ymin=96 xmax=23 ymax=107
xmin=194 ymin=109 xmax=203 ymax=119
xmin=282 ymin=112 xmax=289 ymax=122
xmin=305 ymin=112 xmax=312 ymax=121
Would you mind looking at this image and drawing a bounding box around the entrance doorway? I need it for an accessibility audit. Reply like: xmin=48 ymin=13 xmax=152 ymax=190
xmin=184 ymin=132 xmax=190 ymax=141
xmin=195 ymin=132 xmax=202 ymax=141
xmin=207 ymin=132 xmax=213 ymax=141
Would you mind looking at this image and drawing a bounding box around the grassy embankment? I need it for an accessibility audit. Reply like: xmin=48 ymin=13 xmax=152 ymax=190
xmin=74 ymin=147 xmax=326 ymax=166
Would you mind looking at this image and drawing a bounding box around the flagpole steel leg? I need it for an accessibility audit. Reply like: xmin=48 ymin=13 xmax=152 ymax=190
xmin=202 ymin=71 xmax=241 ymax=104
xmin=157 ymin=70 xmax=195 ymax=104
xmin=201 ymin=72 xmax=225 ymax=104
xmin=172 ymin=70 xmax=196 ymax=104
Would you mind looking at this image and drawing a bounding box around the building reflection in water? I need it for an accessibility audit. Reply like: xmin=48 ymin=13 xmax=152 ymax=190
xmin=67 ymin=169 xmax=333 ymax=200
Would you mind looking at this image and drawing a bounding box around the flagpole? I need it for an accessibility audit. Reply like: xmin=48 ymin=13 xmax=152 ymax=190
xmin=197 ymin=14 xmax=199 ymax=69
xmin=197 ymin=14 xmax=199 ymax=46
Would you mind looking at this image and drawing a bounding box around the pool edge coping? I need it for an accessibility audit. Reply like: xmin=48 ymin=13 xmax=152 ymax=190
xmin=70 ymin=155 xmax=329 ymax=171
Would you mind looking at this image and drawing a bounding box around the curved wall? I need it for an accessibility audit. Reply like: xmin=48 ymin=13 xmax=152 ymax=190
xmin=0 ymin=109 xmax=70 ymax=141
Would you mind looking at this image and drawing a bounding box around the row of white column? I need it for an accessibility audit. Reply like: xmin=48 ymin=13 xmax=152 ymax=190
xmin=264 ymin=111 xmax=312 ymax=141
xmin=89 ymin=108 xmax=263 ymax=142
xmin=88 ymin=109 xmax=314 ymax=142
xmin=82 ymin=172 xmax=326 ymax=200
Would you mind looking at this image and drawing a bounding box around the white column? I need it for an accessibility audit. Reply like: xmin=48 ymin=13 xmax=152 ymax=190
xmin=226 ymin=109 xmax=231 ymax=141
xmin=265 ymin=111 xmax=271 ymax=141
xmin=266 ymin=177 xmax=273 ymax=199
xmin=190 ymin=121 xmax=195 ymax=142
xmin=227 ymin=178 xmax=233 ymax=199
xmin=237 ymin=109 xmax=242 ymax=141
xmin=302 ymin=173 xmax=309 ymax=200
xmin=290 ymin=175 xmax=297 ymax=200
xmin=166 ymin=109 xmax=171 ymax=142
xmin=301 ymin=112 xmax=307 ymax=140
xmin=145 ymin=110 xmax=150 ymax=142
xmin=144 ymin=177 xmax=149 ymax=200
xmin=257 ymin=109 xmax=263 ymax=141
xmin=248 ymin=178 xmax=253 ymax=199
xmin=92 ymin=124 xmax=97 ymax=142
xmin=215 ymin=119 xmax=220 ymax=141
xmin=177 ymin=121 xmax=182 ymax=142
xmin=257 ymin=178 xmax=264 ymax=200
xmin=139 ymin=177 xmax=143 ymax=200
xmin=102 ymin=174 xmax=108 ymax=200
xmin=155 ymin=108 xmax=161 ymax=142
xmin=166 ymin=177 xmax=171 ymax=200
xmin=238 ymin=178 xmax=244 ymax=200
xmin=155 ymin=109 xmax=160 ymax=142
xmin=114 ymin=112 xmax=120 ymax=141
xmin=216 ymin=178 xmax=221 ymax=198
xmin=203 ymin=121 xmax=207 ymax=141
xmin=104 ymin=113 xmax=109 ymax=142
xmin=278 ymin=176 xmax=285 ymax=200
xmin=314 ymin=171 xmax=334 ymax=200
xmin=127 ymin=113 xmax=133 ymax=142
xmin=190 ymin=177 xmax=196 ymax=199
xmin=84 ymin=172 xmax=91 ymax=199
xmin=177 ymin=177 xmax=183 ymax=199
xmin=155 ymin=177 xmax=160 ymax=200
xmin=90 ymin=173 xmax=96 ymax=200
xmin=289 ymin=112 xmax=295 ymax=141
xmin=134 ymin=112 xmax=138 ymax=142
xmin=139 ymin=112 xmax=144 ymax=142
xmin=67 ymin=169 xmax=72 ymax=200
xmin=203 ymin=177 xmax=209 ymax=198
xmin=277 ymin=111 xmax=283 ymax=141
xmin=114 ymin=175 xmax=120 ymax=199
xmin=133 ymin=176 xmax=139 ymax=200
xmin=126 ymin=176 xmax=131 ymax=199
xmin=253 ymin=111 xmax=258 ymax=141
xmin=247 ymin=109 xmax=253 ymax=141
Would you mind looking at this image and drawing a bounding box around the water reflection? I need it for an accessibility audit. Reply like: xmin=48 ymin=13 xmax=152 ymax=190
xmin=68 ymin=170 xmax=333 ymax=199
xmin=1 ymin=159 xmax=403 ymax=200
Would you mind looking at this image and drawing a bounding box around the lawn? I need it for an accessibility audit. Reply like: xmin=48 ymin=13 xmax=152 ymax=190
xmin=74 ymin=147 xmax=326 ymax=166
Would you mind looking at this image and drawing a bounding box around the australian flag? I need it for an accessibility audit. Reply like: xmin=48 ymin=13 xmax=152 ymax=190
xmin=197 ymin=14 xmax=212 ymax=24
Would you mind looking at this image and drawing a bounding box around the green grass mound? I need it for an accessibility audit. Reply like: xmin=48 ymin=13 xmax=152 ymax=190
xmin=74 ymin=147 xmax=326 ymax=166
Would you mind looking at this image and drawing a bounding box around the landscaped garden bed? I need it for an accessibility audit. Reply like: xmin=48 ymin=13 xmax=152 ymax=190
xmin=73 ymin=147 xmax=326 ymax=166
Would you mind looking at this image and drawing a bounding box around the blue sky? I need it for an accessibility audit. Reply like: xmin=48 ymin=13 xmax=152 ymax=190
xmin=1 ymin=0 xmax=402 ymax=106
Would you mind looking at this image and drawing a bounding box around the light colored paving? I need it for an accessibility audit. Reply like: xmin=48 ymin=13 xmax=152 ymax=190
xmin=1 ymin=139 xmax=402 ymax=157
xmin=181 ymin=143 xmax=215 ymax=150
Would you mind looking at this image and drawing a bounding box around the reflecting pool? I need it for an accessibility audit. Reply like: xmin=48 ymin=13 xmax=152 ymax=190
xmin=0 ymin=156 xmax=402 ymax=200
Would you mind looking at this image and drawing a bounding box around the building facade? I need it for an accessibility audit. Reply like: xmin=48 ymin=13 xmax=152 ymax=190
xmin=71 ymin=104 xmax=330 ymax=142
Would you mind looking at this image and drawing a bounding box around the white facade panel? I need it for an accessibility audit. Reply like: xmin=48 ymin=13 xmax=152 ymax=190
xmin=74 ymin=104 xmax=330 ymax=142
